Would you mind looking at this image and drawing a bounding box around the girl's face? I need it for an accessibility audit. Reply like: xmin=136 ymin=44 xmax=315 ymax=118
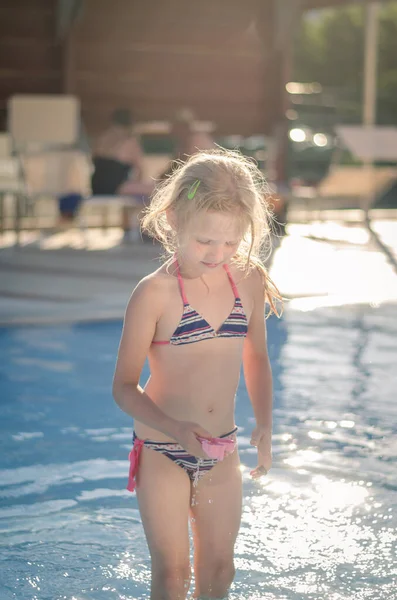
xmin=177 ymin=211 xmax=243 ymax=275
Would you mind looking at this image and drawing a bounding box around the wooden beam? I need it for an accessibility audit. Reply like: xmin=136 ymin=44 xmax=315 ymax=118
xmin=302 ymin=0 xmax=389 ymax=9
xmin=56 ymin=0 xmax=83 ymax=40
xmin=58 ymin=0 xmax=83 ymax=93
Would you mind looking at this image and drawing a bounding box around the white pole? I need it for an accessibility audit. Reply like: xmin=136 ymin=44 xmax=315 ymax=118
xmin=363 ymin=1 xmax=380 ymax=127
xmin=362 ymin=1 xmax=380 ymax=213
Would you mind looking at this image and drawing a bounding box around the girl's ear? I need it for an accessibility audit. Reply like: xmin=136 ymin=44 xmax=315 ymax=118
xmin=166 ymin=208 xmax=177 ymax=231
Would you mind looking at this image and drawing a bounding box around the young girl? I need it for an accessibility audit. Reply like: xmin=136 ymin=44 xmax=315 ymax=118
xmin=112 ymin=149 xmax=281 ymax=599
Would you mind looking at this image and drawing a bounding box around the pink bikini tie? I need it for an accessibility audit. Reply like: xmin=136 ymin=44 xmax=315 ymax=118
xmin=127 ymin=438 xmax=145 ymax=492
xmin=196 ymin=436 xmax=236 ymax=460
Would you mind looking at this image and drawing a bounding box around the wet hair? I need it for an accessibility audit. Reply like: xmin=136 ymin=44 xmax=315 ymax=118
xmin=111 ymin=108 xmax=133 ymax=127
xmin=141 ymin=148 xmax=282 ymax=316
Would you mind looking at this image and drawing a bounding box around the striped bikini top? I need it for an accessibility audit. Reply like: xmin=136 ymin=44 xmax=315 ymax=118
xmin=152 ymin=260 xmax=248 ymax=346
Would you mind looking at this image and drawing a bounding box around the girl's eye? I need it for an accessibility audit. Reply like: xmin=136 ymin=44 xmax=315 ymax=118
xmin=197 ymin=240 xmax=238 ymax=246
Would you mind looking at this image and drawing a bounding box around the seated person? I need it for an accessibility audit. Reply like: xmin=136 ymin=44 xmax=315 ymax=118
xmin=159 ymin=108 xmax=216 ymax=180
xmin=91 ymin=108 xmax=153 ymax=240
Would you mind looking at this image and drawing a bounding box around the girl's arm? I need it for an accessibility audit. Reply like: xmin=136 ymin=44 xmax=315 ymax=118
xmin=242 ymin=268 xmax=273 ymax=475
xmin=112 ymin=277 xmax=179 ymax=439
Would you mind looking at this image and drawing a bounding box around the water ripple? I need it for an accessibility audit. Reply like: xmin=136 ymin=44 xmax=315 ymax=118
xmin=0 ymin=308 xmax=396 ymax=599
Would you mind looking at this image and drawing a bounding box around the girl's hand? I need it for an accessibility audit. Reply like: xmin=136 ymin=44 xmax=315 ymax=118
xmin=173 ymin=421 xmax=213 ymax=459
xmin=250 ymin=425 xmax=272 ymax=479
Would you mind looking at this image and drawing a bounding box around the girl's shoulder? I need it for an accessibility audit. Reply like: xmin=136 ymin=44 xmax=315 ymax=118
xmin=131 ymin=263 xmax=178 ymax=303
xmin=229 ymin=261 xmax=264 ymax=292
xmin=228 ymin=262 xmax=265 ymax=316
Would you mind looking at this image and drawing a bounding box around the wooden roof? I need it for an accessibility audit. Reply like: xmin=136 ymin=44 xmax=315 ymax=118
xmin=0 ymin=0 xmax=388 ymax=136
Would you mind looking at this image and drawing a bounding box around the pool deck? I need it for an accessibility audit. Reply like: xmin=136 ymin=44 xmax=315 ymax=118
xmin=1 ymin=209 xmax=397 ymax=326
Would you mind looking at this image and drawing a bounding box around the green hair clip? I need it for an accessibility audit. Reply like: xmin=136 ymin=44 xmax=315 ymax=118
xmin=187 ymin=179 xmax=201 ymax=199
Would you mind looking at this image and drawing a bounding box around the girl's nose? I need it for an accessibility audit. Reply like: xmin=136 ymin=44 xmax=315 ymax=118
xmin=207 ymin=247 xmax=224 ymax=263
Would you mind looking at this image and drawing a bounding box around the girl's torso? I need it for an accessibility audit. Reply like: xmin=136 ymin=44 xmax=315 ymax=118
xmin=134 ymin=260 xmax=254 ymax=441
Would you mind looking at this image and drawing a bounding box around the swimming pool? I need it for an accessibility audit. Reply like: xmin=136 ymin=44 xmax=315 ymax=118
xmin=1 ymin=304 xmax=396 ymax=599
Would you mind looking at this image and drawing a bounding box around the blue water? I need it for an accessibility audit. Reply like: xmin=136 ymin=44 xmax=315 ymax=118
xmin=0 ymin=305 xmax=396 ymax=600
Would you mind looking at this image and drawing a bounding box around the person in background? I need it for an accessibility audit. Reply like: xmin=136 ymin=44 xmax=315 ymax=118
xmin=159 ymin=108 xmax=216 ymax=181
xmin=91 ymin=108 xmax=151 ymax=242
xmin=172 ymin=107 xmax=216 ymax=160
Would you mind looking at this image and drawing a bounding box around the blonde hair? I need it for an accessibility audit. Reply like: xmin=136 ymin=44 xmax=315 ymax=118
xmin=141 ymin=148 xmax=282 ymax=316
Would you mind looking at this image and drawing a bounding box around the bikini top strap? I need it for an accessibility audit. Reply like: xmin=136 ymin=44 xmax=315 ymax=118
xmin=223 ymin=264 xmax=239 ymax=298
xmin=175 ymin=259 xmax=189 ymax=305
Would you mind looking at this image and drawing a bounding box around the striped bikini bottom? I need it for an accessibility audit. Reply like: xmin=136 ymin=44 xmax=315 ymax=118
xmin=127 ymin=427 xmax=238 ymax=491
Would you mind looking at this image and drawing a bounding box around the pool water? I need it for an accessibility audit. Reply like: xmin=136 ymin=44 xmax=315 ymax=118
xmin=0 ymin=304 xmax=396 ymax=599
